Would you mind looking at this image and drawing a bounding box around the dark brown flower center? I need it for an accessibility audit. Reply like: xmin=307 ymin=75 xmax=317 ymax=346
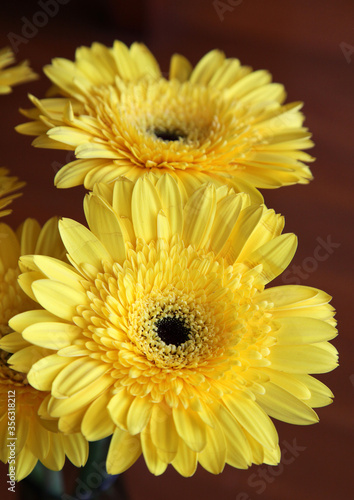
xmin=155 ymin=317 xmax=191 ymax=347
xmin=154 ymin=130 xmax=185 ymax=142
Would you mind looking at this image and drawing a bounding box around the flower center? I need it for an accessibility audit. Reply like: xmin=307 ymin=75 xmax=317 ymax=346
xmin=153 ymin=130 xmax=186 ymax=142
xmin=155 ymin=316 xmax=191 ymax=346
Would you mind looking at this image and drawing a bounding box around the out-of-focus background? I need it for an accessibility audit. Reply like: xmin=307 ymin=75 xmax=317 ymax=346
xmin=0 ymin=1 xmax=353 ymax=499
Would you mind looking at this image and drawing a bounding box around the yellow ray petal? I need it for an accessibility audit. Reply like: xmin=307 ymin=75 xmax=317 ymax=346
xmin=85 ymin=193 xmax=126 ymax=263
xmin=295 ymin=374 xmax=334 ymax=408
xmin=182 ymin=184 xmax=216 ymax=249
xmin=273 ymin=316 xmax=337 ymax=345
xmin=131 ymin=177 xmax=162 ymax=242
xmin=268 ymin=344 xmax=338 ymax=374
xmin=197 ymin=415 xmax=226 ymax=474
xmin=28 ymin=354 xmax=72 ymax=391
xmin=150 ymin=404 xmax=179 ymax=463
xmin=169 ymin=54 xmax=192 ymax=82
xmin=171 ymin=438 xmax=197 ymax=477
xmin=156 ymin=174 xmax=183 ymax=235
xmin=33 ymin=255 xmax=82 ymax=288
xmin=82 ymin=391 xmax=115 ymax=440
xmin=107 ymin=427 xmax=141 ymax=474
xmin=47 ymin=374 xmax=113 ymax=417
xmin=173 ymin=405 xmax=207 ymax=452
xmin=63 ymin=433 xmax=89 ymax=467
xmin=222 ymin=394 xmax=278 ymax=450
xmin=141 ymin=425 xmax=168 ymax=475
xmin=59 ymin=218 xmax=113 ymax=277
xmin=210 ymin=193 xmax=247 ymax=256
xmin=126 ymin=396 xmax=153 ymax=435
xmin=32 ymin=279 xmax=88 ymax=321
xmin=107 ymin=389 xmax=135 ymax=430
xmin=22 ymin=322 xmax=82 ymax=350
xmin=245 ymin=233 xmax=297 ymax=283
xmin=218 ymin=406 xmax=252 ymax=469
xmin=190 ymin=50 xmax=225 ymax=84
xmin=256 ymin=382 xmax=318 ymax=425
xmin=9 ymin=309 xmax=60 ymax=334
xmin=51 ymin=357 xmax=110 ymax=397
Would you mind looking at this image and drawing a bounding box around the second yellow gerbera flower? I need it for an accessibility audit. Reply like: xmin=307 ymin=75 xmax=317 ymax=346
xmin=17 ymin=41 xmax=314 ymax=200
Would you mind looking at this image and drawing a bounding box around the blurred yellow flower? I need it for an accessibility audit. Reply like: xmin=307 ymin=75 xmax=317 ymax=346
xmin=0 ymin=167 xmax=25 ymax=218
xmin=0 ymin=218 xmax=88 ymax=480
xmin=0 ymin=47 xmax=37 ymax=94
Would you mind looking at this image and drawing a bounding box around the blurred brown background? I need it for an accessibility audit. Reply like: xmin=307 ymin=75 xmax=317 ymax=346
xmin=0 ymin=1 xmax=353 ymax=499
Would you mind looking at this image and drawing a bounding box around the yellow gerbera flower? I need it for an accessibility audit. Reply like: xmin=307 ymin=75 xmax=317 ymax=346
xmin=16 ymin=41 xmax=313 ymax=199
xmin=7 ymin=175 xmax=337 ymax=477
xmin=0 ymin=218 xmax=88 ymax=480
xmin=0 ymin=167 xmax=25 ymax=218
xmin=0 ymin=47 xmax=37 ymax=94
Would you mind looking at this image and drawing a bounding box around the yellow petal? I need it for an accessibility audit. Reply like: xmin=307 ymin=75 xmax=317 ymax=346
xmin=218 ymin=405 xmax=252 ymax=469
xmin=51 ymin=357 xmax=110 ymax=398
xmin=150 ymin=404 xmax=179 ymax=462
xmin=173 ymin=405 xmax=207 ymax=452
xmin=131 ymin=177 xmax=162 ymax=242
xmin=107 ymin=389 xmax=134 ymax=430
xmin=33 ymin=255 xmax=83 ymax=289
xmin=32 ymin=279 xmax=88 ymax=321
xmin=190 ymin=50 xmax=225 ymax=84
xmin=183 ymin=184 xmax=216 ymax=249
xmin=210 ymin=193 xmax=247 ymax=256
xmin=47 ymin=374 xmax=113 ymax=417
xmin=59 ymin=218 xmax=113 ymax=276
xmin=28 ymin=354 xmax=72 ymax=390
xmin=156 ymin=174 xmax=183 ymax=235
xmin=171 ymin=438 xmax=197 ymax=477
xmin=107 ymin=427 xmax=141 ymax=474
xmin=197 ymin=415 xmax=226 ymax=474
xmin=141 ymin=425 xmax=168 ymax=475
xmin=22 ymin=322 xmax=81 ymax=350
xmin=63 ymin=433 xmax=89 ymax=467
xmin=169 ymin=54 xmax=192 ymax=82
xmin=9 ymin=309 xmax=60 ymax=334
xmin=245 ymin=233 xmax=297 ymax=283
xmin=82 ymin=391 xmax=115 ymax=440
xmin=85 ymin=193 xmax=126 ymax=263
xmin=296 ymin=374 xmax=334 ymax=408
xmin=268 ymin=344 xmax=338 ymax=374
xmin=256 ymin=382 xmax=318 ymax=425
xmin=274 ymin=316 xmax=337 ymax=345
xmin=222 ymin=394 xmax=278 ymax=450
xmin=126 ymin=396 xmax=153 ymax=435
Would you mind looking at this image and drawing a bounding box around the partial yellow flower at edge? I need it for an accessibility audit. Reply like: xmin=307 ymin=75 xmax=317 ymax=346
xmin=7 ymin=174 xmax=337 ymax=477
xmin=0 ymin=217 xmax=88 ymax=480
xmin=16 ymin=41 xmax=313 ymax=200
xmin=0 ymin=167 xmax=25 ymax=218
xmin=0 ymin=47 xmax=38 ymax=94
